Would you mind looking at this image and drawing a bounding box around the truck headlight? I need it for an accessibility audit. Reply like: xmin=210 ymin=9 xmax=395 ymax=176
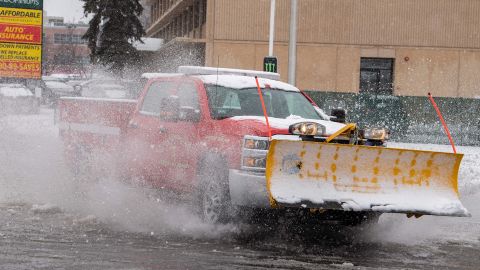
xmin=244 ymin=138 xmax=269 ymax=150
xmin=241 ymin=136 xmax=269 ymax=172
xmin=364 ymin=128 xmax=389 ymax=141
xmin=289 ymin=122 xmax=326 ymax=136
xmin=243 ymin=157 xmax=267 ymax=168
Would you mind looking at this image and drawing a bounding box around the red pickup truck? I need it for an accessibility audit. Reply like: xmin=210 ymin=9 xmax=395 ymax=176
xmin=58 ymin=66 xmax=363 ymax=223
xmin=58 ymin=67 xmax=464 ymax=224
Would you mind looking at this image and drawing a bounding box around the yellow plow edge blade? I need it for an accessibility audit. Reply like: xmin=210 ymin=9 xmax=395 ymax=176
xmin=266 ymin=140 xmax=470 ymax=217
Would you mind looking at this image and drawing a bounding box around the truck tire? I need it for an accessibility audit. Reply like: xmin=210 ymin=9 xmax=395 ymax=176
xmin=197 ymin=155 xmax=232 ymax=224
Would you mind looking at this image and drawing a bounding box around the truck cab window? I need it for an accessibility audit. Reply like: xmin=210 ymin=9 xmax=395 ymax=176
xmin=140 ymin=81 xmax=177 ymax=116
xmin=223 ymin=92 xmax=241 ymax=109
xmin=177 ymin=81 xmax=200 ymax=110
xmin=205 ymin=85 xmax=321 ymax=120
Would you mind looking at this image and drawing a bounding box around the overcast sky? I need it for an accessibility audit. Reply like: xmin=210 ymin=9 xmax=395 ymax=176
xmin=44 ymin=0 xmax=87 ymax=23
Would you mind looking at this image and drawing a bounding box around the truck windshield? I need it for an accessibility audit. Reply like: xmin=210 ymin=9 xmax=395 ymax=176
xmin=205 ymin=85 xmax=322 ymax=120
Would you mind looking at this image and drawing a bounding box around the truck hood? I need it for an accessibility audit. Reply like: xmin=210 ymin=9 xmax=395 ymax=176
xmin=225 ymin=115 xmax=346 ymax=137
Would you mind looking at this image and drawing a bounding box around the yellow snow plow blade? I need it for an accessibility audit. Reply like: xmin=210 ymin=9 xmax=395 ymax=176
xmin=266 ymin=140 xmax=470 ymax=217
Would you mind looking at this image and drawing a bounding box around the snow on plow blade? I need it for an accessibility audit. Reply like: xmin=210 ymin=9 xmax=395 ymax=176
xmin=266 ymin=140 xmax=470 ymax=217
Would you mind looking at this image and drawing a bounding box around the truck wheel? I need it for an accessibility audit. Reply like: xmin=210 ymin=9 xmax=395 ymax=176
xmin=197 ymin=156 xmax=231 ymax=224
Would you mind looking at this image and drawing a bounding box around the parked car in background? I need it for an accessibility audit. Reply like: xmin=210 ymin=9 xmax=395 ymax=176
xmin=41 ymin=77 xmax=82 ymax=106
xmin=79 ymin=79 xmax=129 ymax=99
xmin=0 ymin=84 xmax=40 ymax=115
xmin=65 ymin=79 xmax=87 ymax=88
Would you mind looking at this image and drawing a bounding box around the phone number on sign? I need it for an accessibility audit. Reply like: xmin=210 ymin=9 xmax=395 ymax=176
xmin=0 ymin=61 xmax=40 ymax=72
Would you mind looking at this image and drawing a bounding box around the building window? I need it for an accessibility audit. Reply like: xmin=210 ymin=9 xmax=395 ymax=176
xmin=360 ymin=58 xmax=394 ymax=95
xmin=54 ymin=33 xmax=87 ymax=45
xmin=54 ymin=33 xmax=64 ymax=44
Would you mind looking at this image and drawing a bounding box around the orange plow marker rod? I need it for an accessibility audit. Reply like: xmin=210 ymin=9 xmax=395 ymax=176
xmin=428 ymin=93 xmax=457 ymax=154
xmin=255 ymin=76 xmax=272 ymax=139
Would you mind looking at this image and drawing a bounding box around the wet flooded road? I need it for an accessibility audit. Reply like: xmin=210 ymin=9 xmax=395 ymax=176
xmin=0 ymin=109 xmax=479 ymax=270
xmin=0 ymin=201 xmax=479 ymax=270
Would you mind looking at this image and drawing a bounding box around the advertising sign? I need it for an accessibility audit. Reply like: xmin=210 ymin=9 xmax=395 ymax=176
xmin=0 ymin=23 xmax=42 ymax=44
xmin=0 ymin=0 xmax=43 ymax=10
xmin=0 ymin=1 xmax=42 ymax=79
xmin=0 ymin=7 xmax=42 ymax=25
xmin=0 ymin=43 xmax=41 ymax=78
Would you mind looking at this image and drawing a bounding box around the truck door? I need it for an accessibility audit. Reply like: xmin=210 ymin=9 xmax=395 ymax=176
xmin=161 ymin=79 xmax=203 ymax=191
xmin=124 ymin=80 xmax=178 ymax=187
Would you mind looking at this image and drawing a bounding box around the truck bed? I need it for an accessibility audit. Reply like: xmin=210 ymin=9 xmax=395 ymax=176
xmin=58 ymin=97 xmax=137 ymax=147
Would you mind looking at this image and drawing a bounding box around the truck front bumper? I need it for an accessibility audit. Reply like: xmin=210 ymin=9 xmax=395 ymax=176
xmin=228 ymin=169 xmax=271 ymax=208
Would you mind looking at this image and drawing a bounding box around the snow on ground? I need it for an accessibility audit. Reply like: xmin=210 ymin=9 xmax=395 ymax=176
xmin=0 ymin=84 xmax=33 ymax=97
xmin=0 ymin=107 xmax=58 ymax=136
xmin=0 ymin=108 xmax=67 ymax=204
xmin=368 ymin=142 xmax=480 ymax=245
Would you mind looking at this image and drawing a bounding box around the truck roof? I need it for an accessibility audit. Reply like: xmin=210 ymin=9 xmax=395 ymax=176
xmin=143 ymin=66 xmax=297 ymax=92
xmin=178 ymin=66 xmax=280 ymax=80
xmin=194 ymin=75 xmax=300 ymax=92
xmin=141 ymin=73 xmax=183 ymax=79
xmin=141 ymin=73 xmax=300 ymax=92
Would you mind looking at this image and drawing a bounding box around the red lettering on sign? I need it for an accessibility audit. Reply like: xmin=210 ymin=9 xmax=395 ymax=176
xmin=0 ymin=23 xmax=41 ymax=44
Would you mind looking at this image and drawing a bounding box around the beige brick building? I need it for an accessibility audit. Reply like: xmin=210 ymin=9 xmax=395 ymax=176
xmin=144 ymin=0 xmax=480 ymax=98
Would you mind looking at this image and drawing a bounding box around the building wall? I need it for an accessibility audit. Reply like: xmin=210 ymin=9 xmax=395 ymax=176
xmin=146 ymin=0 xmax=207 ymax=42
xmin=43 ymin=24 xmax=90 ymax=75
xmin=204 ymin=0 xmax=480 ymax=98
xmin=208 ymin=42 xmax=360 ymax=93
xmin=209 ymin=43 xmax=480 ymax=98
xmin=145 ymin=0 xmax=480 ymax=98
xmin=210 ymin=0 xmax=480 ymax=48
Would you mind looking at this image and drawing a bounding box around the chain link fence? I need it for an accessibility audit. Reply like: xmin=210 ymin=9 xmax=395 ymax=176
xmin=305 ymin=91 xmax=480 ymax=146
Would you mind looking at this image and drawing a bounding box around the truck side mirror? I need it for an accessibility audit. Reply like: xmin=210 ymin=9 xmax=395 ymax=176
xmin=331 ymin=108 xmax=346 ymax=123
xmin=159 ymin=95 xmax=180 ymax=121
xmin=179 ymin=106 xmax=201 ymax=122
